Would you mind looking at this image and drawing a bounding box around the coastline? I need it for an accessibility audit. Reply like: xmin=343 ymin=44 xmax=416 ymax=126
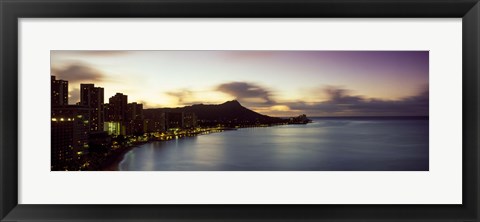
xmin=99 ymin=131 xmax=219 ymax=171
xmin=99 ymin=117 xmax=427 ymax=171
xmin=100 ymin=143 xmax=143 ymax=171
xmin=99 ymin=129 xmax=232 ymax=171
xmin=99 ymin=122 xmax=310 ymax=171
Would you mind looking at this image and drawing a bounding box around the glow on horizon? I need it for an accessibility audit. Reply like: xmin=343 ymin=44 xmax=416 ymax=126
xmin=51 ymin=50 xmax=429 ymax=117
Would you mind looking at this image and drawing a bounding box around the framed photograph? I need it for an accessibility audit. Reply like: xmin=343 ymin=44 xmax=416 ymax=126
xmin=1 ymin=0 xmax=479 ymax=221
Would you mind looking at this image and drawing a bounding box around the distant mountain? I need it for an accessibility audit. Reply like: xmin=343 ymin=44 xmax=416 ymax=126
xmin=144 ymin=100 xmax=288 ymax=127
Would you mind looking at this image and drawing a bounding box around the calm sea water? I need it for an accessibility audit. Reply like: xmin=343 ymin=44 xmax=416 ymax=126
xmin=119 ymin=117 xmax=428 ymax=171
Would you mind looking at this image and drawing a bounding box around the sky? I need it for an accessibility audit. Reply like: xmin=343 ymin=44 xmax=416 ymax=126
xmin=51 ymin=50 xmax=429 ymax=117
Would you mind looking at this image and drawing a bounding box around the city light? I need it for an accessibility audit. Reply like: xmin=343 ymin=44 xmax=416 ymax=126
xmin=51 ymin=74 xmax=311 ymax=171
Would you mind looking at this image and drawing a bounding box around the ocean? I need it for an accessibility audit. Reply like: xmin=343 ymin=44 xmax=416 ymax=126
xmin=119 ymin=117 xmax=429 ymax=171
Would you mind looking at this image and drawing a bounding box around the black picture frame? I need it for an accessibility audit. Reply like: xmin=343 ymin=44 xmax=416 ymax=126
xmin=1 ymin=0 xmax=479 ymax=221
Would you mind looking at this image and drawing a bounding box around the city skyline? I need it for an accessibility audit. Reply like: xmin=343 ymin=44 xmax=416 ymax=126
xmin=51 ymin=50 xmax=429 ymax=171
xmin=51 ymin=50 xmax=429 ymax=117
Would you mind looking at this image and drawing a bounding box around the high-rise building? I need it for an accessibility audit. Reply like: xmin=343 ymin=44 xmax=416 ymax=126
xmin=126 ymin=102 xmax=143 ymax=120
xmin=51 ymin=105 xmax=91 ymax=171
xmin=80 ymin=84 xmax=104 ymax=132
xmin=103 ymin=93 xmax=128 ymax=136
xmin=144 ymin=112 xmax=166 ymax=133
xmin=103 ymin=103 xmax=112 ymax=121
xmin=51 ymin=76 xmax=68 ymax=106
xmin=166 ymin=112 xmax=184 ymax=130
xmin=126 ymin=102 xmax=144 ymax=135
xmin=106 ymin=93 xmax=128 ymax=122
xmin=103 ymin=121 xmax=124 ymax=136
xmin=183 ymin=112 xmax=197 ymax=129
xmin=126 ymin=119 xmax=145 ymax=136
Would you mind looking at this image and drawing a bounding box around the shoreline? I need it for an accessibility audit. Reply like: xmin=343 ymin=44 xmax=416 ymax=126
xmin=99 ymin=129 xmax=237 ymax=171
xmin=99 ymin=122 xmax=308 ymax=171
xmin=100 ymin=142 xmax=147 ymax=171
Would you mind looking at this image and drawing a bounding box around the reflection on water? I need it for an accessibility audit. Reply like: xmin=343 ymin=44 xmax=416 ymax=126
xmin=119 ymin=117 xmax=428 ymax=171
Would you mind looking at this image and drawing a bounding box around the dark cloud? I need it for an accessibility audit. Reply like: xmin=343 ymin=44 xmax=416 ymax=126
xmin=323 ymin=86 xmax=363 ymax=104
xmin=165 ymin=89 xmax=193 ymax=104
xmin=215 ymin=82 xmax=428 ymax=116
xmin=217 ymin=82 xmax=275 ymax=105
xmin=287 ymin=86 xmax=429 ymax=116
xmin=51 ymin=63 xmax=104 ymax=83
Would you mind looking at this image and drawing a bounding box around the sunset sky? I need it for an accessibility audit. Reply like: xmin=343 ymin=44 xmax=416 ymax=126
xmin=51 ymin=51 xmax=428 ymax=117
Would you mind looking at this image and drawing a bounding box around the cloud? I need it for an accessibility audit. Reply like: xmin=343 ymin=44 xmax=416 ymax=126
xmin=323 ymin=86 xmax=363 ymax=104
xmin=162 ymin=83 xmax=428 ymax=117
xmin=165 ymin=89 xmax=193 ymax=104
xmin=217 ymin=82 xmax=275 ymax=105
xmin=287 ymin=86 xmax=429 ymax=116
xmin=214 ymin=82 xmax=427 ymax=116
xmin=68 ymin=88 xmax=81 ymax=105
xmin=51 ymin=63 xmax=104 ymax=83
